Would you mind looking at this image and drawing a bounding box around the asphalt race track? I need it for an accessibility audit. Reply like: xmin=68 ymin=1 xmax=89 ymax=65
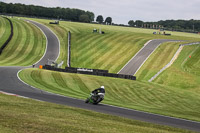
xmin=0 ymin=21 xmax=200 ymax=132
xmin=118 ymin=39 xmax=178 ymax=75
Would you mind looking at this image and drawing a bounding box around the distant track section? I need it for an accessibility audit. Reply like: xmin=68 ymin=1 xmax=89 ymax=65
xmin=118 ymin=39 xmax=178 ymax=75
xmin=149 ymin=42 xmax=200 ymax=82
xmin=26 ymin=20 xmax=60 ymax=67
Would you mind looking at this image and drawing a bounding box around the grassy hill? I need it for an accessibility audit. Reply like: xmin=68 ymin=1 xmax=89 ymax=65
xmin=4 ymin=17 xmax=199 ymax=132
xmin=0 ymin=18 xmax=46 ymax=66
xmin=17 ymin=18 xmax=200 ymax=121
xmin=0 ymin=92 xmax=194 ymax=133
xmin=28 ymin=18 xmax=200 ymax=73
xmin=0 ymin=17 xmax=11 ymax=48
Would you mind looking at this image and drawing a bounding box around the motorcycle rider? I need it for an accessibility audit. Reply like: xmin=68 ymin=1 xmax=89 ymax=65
xmin=91 ymin=86 xmax=105 ymax=103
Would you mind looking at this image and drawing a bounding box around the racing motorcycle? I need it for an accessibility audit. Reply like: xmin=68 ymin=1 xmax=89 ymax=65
xmin=85 ymin=92 xmax=104 ymax=105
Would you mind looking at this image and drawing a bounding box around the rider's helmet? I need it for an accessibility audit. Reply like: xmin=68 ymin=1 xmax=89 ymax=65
xmin=101 ymin=86 xmax=105 ymax=89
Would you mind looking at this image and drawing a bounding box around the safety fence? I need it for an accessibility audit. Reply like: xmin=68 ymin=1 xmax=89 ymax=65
xmin=0 ymin=17 xmax=13 ymax=55
xmin=42 ymin=65 xmax=136 ymax=80
xmin=67 ymin=31 xmax=71 ymax=67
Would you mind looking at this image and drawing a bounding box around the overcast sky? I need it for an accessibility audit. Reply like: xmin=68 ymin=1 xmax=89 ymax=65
xmin=1 ymin=0 xmax=200 ymax=24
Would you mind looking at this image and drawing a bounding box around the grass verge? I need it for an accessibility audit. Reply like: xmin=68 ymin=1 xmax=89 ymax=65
xmin=0 ymin=92 xmax=195 ymax=133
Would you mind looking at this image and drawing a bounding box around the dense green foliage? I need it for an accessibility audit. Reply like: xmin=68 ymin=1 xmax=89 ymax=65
xmin=0 ymin=16 xmax=11 ymax=48
xmin=0 ymin=93 xmax=193 ymax=133
xmin=105 ymin=17 xmax=112 ymax=25
xmin=19 ymin=69 xmax=200 ymax=122
xmin=128 ymin=19 xmax=200 ymax=32
xmin=0 ymin=1 xmax=94 ymax=23
xmin=96 ymin=15 xmax=104 ymax=24
xmin=0 ymin=18 xmax=46 ymax=66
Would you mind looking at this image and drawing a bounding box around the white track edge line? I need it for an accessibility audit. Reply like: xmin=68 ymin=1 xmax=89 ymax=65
xmin=134 ymin=40 xmax=181 ymax=75
xmin=13 ymin=70 xmax=200 ymax=125
xmin=117 ymin=40 xmax=152 ymax=74
xmin=133 ymin=42 xmax=162 ymax=75
xmin=24 ymin=20 xmax=48 ymax=66
xmin=26 ymin=19 xmax=61 ymax=65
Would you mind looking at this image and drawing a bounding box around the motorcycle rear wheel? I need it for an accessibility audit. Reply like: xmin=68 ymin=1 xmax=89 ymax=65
xmin=85 ymin=98 xmax=89 ymax=103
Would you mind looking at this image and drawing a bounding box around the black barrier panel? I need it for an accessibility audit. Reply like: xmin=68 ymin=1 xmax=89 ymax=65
xmin=93 ymin=69 xmax=109 ymax=73
xmin=118 ymin=74 xmax=125 ymax=78
xmin=132 ymin=76 xmax=136 ymax=80
xmin=43 ymin=65 xmax=136 ymax=80
xmin=78 ymin=71 xmax=93 ymax=75
xmin=65 ymin=67 xmax=108 ymax=74
xmin=65 ymin=67 xmax=77 ymax=71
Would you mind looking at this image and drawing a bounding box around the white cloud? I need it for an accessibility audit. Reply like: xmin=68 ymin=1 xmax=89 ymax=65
xmin=1 ymin=0 xmax=200 ymax=24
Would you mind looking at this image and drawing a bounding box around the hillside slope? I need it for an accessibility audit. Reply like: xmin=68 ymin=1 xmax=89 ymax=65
xmin=0 ymin=17 xmax=11 ymax=48
xmin=0 ymin=18 xmax=46 ymax=66
xmin=29 ymin=18 xmax=200 ymax=73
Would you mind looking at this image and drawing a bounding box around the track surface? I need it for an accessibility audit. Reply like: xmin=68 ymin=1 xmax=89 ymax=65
xmin=118 ymin=39 xmax=177 ymax=75
xmin=0 ymin=21 xmax=200 ymax=132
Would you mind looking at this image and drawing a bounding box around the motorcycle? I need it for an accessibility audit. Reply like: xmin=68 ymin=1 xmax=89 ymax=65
xmin=85 ymin=93 xmax=104 ymax=105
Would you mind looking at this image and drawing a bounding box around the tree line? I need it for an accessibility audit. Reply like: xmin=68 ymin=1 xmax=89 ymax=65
xmin=128 ymin=19 xmax=200 ymax=33
xmin=0 ymin=1 xmax=95 ymax=23
xmin=96 ymin=15 xmax=112 ymax=25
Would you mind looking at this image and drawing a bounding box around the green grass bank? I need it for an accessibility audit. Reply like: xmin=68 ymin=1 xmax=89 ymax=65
xmin=0 ymin=18 xmax=46 ymax=66
xmin=0 ymin=16 xmax=11 ymax=48
xmin=0 ymin=93 xmax=195 ymax=133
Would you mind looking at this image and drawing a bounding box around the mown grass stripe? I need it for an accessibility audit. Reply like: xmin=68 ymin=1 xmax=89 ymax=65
xmin=3 ymin=20 xmax=30 ymax=65
xmin=14 ymin=21 xmax=36 ymax=65
xmin=60 ymin=23 xmax=81 ymax=33
xmin=95 ymin=36 xmax=146 ymax=70
xmin=0 ymin=17 xmax=11 ymax=48
xmin=52 ymin=73 xmax=82 ymax=96
xmin=0 ymin=18 xmax=46 ymax=66
xmin=0 ymin=19 xmax=22 ymax=62
xmin=74 ymin=33 xmax=122 ymax=68
xmin=76 ymin=34 xmax=115 ymax=64
xmin=96 ymin=36 xmax=143 ymax=67
xmin=0 ymin=17 xmax=6 ymax=40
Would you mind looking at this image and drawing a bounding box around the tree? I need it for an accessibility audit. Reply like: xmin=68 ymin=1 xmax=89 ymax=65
xmin=0 ymin=1 xmax=96 ymax=23
xmin=135 ymin=20 xmax=143 ymax=27
xmin=79 ymin=14 xmax=90 ymax=23
xmin=96 ymin=15 xmax=104 ymax=24
xmin=105 ymin=17 xmax=112 ymax=25
xmin=128 ymin=20 xmax=135 ymax=27
xmin=86 ymin=11 xmax=95 ymax=22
